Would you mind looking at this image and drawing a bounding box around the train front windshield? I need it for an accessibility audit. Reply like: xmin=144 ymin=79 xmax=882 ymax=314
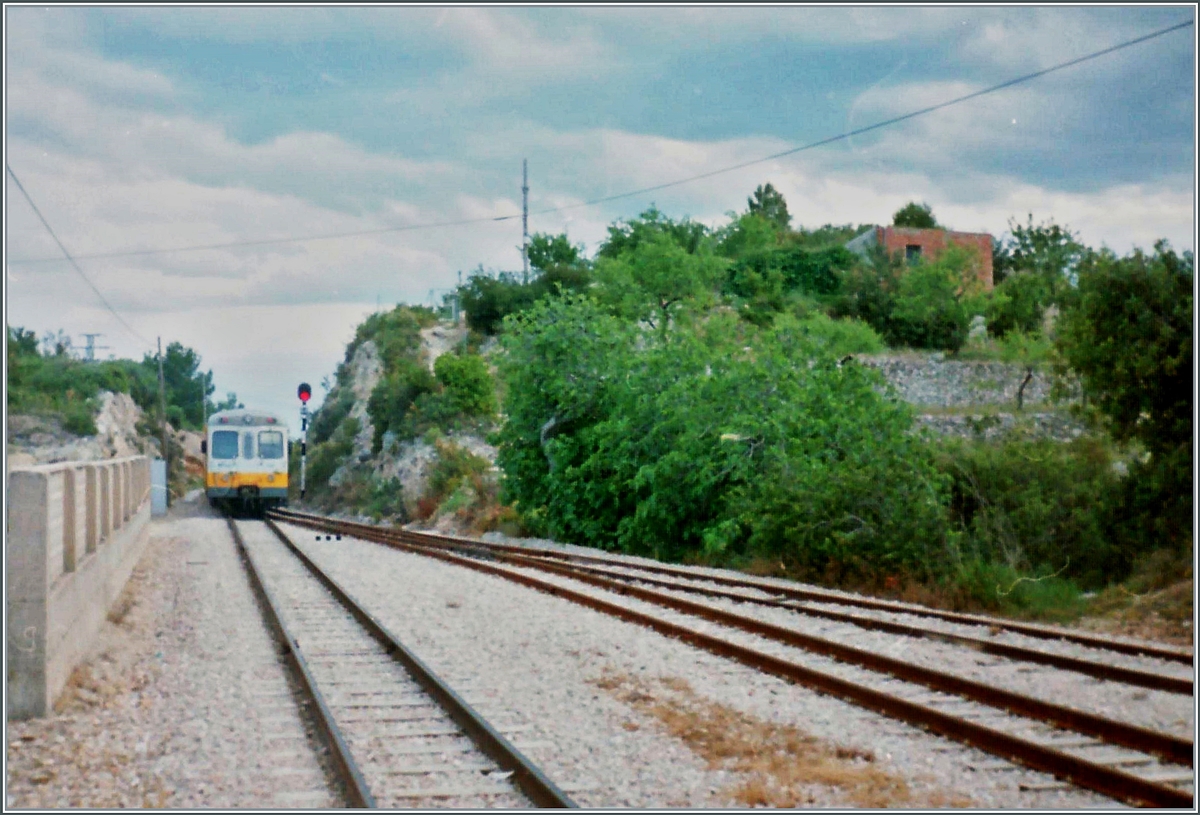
xmin=211 ymin=430 xmax=239 ymax=459
xmin=258 ymin=430 xmax=285 ymax=458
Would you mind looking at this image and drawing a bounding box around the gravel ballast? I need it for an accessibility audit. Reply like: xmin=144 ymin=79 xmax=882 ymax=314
xmin=276 ymin=521 xmax=1141 ymax=808
xmin=8 ymin=494 xmax=1186 ymax=809
xmin=6 ymin=497 xmax=339 ymax=809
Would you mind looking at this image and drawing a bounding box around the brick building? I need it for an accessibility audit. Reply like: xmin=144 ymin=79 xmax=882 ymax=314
xmin=845 ymin=226 xmax=994 ymax=290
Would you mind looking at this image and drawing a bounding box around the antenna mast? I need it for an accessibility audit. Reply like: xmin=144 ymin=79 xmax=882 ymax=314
xmin=79 ymin=333 xmax=110 ymax=362
xmin=522 ymin=159 xmax=529 ymax=283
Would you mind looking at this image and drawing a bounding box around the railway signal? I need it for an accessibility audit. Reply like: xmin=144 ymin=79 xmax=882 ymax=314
xmin=298 ymin=383 xmax=311 ymax=499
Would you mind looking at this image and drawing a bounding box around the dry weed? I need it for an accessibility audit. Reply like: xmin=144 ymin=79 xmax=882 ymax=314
xmin=589 ymin=669 xmax=966 ymax=808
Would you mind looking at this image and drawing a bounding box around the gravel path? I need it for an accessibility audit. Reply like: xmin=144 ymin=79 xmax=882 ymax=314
xmin=277 ymin=521 xmax=1134 ymax=808
xmin=6 ymin=496 xmax=339 ymax=809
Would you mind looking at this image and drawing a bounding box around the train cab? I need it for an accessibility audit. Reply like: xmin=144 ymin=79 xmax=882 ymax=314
xmin=203 ymin=409 xmax=289 ymax=516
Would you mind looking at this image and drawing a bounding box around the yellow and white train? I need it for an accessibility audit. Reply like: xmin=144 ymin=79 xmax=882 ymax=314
xmin=202 ymin=409 xmax=290 ymax=516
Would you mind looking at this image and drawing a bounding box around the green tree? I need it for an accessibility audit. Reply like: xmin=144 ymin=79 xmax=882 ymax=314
xmin=8 ymin=326 xmax=39 ymax=357
xmin=716 ymin=212 xmax=780 ymax=259
xmin=597 ymin=206 xmax=710 ymax=258
xmin=746 ymin=183 xmax=791 ymax=231
xmin=211 ymin=392 xmax=242 ymax=413
xmin=985 ymin=271 xmax=1050 ymax=338
xmin=527 ymin=232 xmax=586 ymax=273
xmin=142 ymin=342 xmax=214 ymax=429
xmin=891 ymin=246 xmax=987 ymax=352
xmin=892 ymin=202 xmax=938 ymax=229
xmin=1053 ymin=241 xmax=1192 ymax=547
xmin=993 ymin=214 xmax=1084 ymax=295
xmin=827 ymin=244 xmax=905 ymax=342
xmin=494 ymin=294 xmax=636 ymax=525
xmin=494 ymin=297 xmax=950 ymax=576
xmin=593 ymin=231 xmax=725 ymax=334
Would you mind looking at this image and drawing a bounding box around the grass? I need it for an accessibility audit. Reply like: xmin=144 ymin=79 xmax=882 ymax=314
xmin=1075 ymin=548 xmax=1194 ymax=646
xmin=590 ymin=670 xmax=970 ymax=808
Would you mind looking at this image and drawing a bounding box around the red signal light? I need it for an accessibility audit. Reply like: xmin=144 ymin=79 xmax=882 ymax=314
xmin=298 ymin=382 xmax=312 ymax=403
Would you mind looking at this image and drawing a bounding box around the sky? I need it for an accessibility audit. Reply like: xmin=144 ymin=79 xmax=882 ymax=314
xmin=5 ymin=6 xmax=1196 ymax=432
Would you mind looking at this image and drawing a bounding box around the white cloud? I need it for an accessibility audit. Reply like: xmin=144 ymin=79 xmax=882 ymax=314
xmin=5 ymin=8 xmax=1192 ymax=425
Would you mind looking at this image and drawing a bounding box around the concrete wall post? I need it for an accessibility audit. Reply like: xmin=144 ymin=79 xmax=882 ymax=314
xmin=99 ymin=467 xmax=111 ymax=543
xmin=7 ymin=470 xmax=52 ymax=718
xmin=112 ymin=462 xmax=123 ymax=532
xmin=62 ymin=468 xmax=78 ymax=573
xmin=83 ymin=465 xmax=98 ymax=554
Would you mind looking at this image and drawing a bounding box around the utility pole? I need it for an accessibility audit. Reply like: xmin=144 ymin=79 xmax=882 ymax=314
xmin=522 ymin=158 xmax=529 ymax=283
xmin=156 ymin=337 xmax=170 ymax=509
xmin=454 ymin=271 xmax=462 ymax=325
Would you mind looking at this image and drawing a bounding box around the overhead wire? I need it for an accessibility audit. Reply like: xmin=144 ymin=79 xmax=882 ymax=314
xmin=6 ymin=163 xmax=155 ymax=350
xmin=532 ymin=17 xmax=1195 ymax=216
xmin=5 ymin=17 xmax=1193 ymax=267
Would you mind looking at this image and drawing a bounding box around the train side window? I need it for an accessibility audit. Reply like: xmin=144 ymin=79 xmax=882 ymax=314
xmin=211 ymin=431 xmax=238 ymax=459
xmin=242 ymin=431 xmax=256 ymax=459
xmin=258 ymin=430 xmax=284 ymax=459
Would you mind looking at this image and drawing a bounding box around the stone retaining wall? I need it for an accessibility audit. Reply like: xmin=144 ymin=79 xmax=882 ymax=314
xmin=7 ymin=456 xmax=152 ymax=719
xmin=858 ymin=354 xmax=1054 ymax=409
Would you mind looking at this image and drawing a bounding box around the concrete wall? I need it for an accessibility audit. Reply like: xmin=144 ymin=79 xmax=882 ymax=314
xmin=7 ymin=456 xmax=153 ymax=720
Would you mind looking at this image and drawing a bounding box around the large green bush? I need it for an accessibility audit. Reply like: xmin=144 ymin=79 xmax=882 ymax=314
xmin=433 ymin=353 xmax=496 ymax=418
xmin=934 ymin=436 xmax=1122 ymax=588
xmin=366 ymin=359 xmax=436 ymax=453
xmin=1054 ymin=241 xmax=1193 ymax=551
xmin=985 ymin=271 xmax=1050 ymax=338
xmin=496 ymin=295 xmax=950 ymax=576
xmin=890 ymin=246 xmax=988 ymax=352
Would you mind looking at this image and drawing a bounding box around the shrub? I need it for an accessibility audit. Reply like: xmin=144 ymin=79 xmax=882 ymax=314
xmin=434 ymin=353 xmax=497 ymax=418
xmin=366 ymin=359 xmax=436 ymax=453
xmin=933 ymin=435 xmax=1123 ymax=589
xmin=986 ymin=272 xmax=1049 ymax=338
xmin=309 ymin=387 xmax=355 ymax=447
xmin=827 ymin=246 xmax=904 ymax=341
xmin=1053 ymin=241 xmax=1192 ymax=554
xmin=62 ymin=399 xmax=99 ymax=437
xmin=364 ymin=477 xmax=406 ymax=522
xmin=791 ymin=313 xmax=883 ymax=356
xmin=496 ymin=296 xmax=950 ymax=577
xmin=890 ymin=246 xmax=988 ymax=352
xmin=305 ymin=417 xmax=360 ymax=496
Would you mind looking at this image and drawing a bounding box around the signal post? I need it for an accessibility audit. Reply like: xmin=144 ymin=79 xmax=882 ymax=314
xmin=297 ymin=382 xmax=311 ymax=500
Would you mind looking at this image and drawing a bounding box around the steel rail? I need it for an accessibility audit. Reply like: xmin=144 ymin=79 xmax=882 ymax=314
xmin=267 ymin=510 xmax=1193 ymax=809
xmin=281 ymin=509 xmax=1190 ymax=665
xmin=226 ymin=517 xmax=375 ymax=807
xmin=476 ymin=551 xmax=1192 ymax=695
xmin=261 ymin=517 xmax=577 ymax=809
xmin=368 ymin=523 xmax=1194 ymax=767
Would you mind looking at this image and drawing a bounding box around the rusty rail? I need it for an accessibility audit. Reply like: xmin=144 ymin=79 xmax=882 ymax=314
xmin=261 ymin=517 xmax=577 ymax=809
xmin=227 ymin=517 xmax=375 ymax=807
xmin=269 ymin=510 xmax=1194 ymax=808
xmin=495 ymin=553 xmax=1191 ymax=695
xmin=287 ymin=509 xmax=1190 ymax=664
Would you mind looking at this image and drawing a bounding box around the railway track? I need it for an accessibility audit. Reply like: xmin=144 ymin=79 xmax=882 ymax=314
xmin=226 ymin=515 xmax=576 ymax=808
xmin=270 ymin=508 xmax=1195 ymax=808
